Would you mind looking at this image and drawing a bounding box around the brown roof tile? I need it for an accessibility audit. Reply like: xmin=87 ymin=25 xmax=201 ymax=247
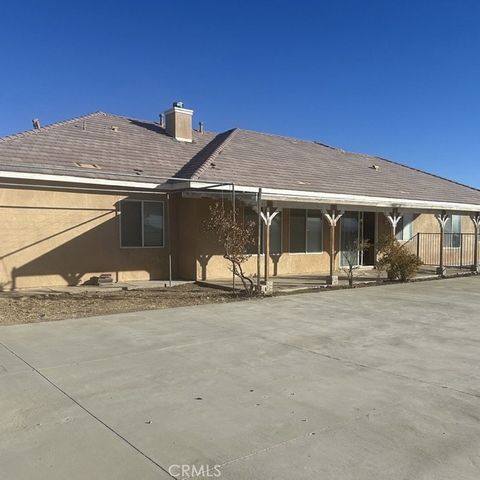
xmin=1 ymin=112 xmax=479 ymax=207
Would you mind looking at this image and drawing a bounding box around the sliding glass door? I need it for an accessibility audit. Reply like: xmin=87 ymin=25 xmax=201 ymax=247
xmin=340 ymin=212 xmax=360 ymax=267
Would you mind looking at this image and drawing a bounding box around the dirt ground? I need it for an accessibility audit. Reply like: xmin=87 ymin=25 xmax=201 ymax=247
xmin=0 ymin=284 xmax=244 ymax=326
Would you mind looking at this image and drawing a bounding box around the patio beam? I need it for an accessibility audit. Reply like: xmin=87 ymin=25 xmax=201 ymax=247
xmin=324 ymin=206 xmax=343 ymax=285
xmin=470 ymin=213 xmax=480 ymax=273
xmin=436 ymin=211 xmax=449 ymax=276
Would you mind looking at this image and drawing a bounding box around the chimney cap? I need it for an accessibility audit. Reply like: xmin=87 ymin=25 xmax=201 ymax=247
xmin=173 ymin=101 xmax=184 ymax=108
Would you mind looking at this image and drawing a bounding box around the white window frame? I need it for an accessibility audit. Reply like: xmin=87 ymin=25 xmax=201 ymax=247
xmin=396 ymin=213 xmax=414 ymax=241
xmin=119 ymin=199 xmax=165 ymax=248
xmin=289 ymin=208 xmax=324 ymax=254
xmin=444 ymin=214 xmax=462 ymax=249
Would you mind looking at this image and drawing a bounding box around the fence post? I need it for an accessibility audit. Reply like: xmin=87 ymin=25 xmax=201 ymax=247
xmin=416 ymin=233 xmax=420 ymax=258
xmin=471 ymin=214 xmax=480 ymax=273
xmin=460 ymin=234 xmax=463 ymax=268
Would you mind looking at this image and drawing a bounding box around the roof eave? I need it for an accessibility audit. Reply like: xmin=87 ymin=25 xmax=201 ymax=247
xmin=187 ymin=181 xmax=480 ymax=213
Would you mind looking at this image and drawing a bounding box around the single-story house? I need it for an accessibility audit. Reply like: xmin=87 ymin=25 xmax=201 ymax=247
xmin=1 ymin=102 xmax=479 ymax=290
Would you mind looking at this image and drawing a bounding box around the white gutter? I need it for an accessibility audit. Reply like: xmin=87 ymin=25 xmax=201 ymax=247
xmin=189 ymin=181 xmax=480 ymax=213
xmin=0 ymin=170 xmax=165 ymax=190
xmin=1 ymin=171 xmax=479 ymax=213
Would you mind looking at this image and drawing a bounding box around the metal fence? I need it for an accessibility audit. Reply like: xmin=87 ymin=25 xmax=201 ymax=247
xmin=403 ymin=233 xmax=479 ymax=267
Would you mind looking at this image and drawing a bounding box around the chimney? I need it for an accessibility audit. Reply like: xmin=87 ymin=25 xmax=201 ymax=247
xmin=198 ymin=121 xmax=205 ymax=134
xmin=32 ymin=118 xmax=41 ymax=129
xmin=164 ymin=101 xmax=193 ymax=142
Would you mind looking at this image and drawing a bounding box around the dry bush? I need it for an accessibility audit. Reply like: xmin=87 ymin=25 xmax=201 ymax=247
xmin=377 ymin=233 xmax=423 ymax=282
xmin=204 ymin=202 xmax=256 ymax=295
xmin=341 ymin=240 xmax=371 ymax=287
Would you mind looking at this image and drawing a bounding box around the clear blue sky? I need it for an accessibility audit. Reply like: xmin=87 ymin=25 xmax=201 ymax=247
xmin=1 ymin=0 xmax=480 ymax=187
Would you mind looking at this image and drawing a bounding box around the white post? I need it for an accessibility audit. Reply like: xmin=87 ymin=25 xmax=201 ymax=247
xmin=260 ymin=208 xmax=279 ymax=294
xmin=386 ymin=209 xmax=402 ymax=237
xmin=324 ymin=207 xmax=343 ymax=285
xmin=436 ymin=212 xmax=449 ymax=276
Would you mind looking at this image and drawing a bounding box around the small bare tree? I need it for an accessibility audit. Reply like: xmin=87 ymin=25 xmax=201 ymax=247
xmin=204 ymin=202 xmax=256 ymax=296
xmin=341 ymin=240 xmax=371 ymax=287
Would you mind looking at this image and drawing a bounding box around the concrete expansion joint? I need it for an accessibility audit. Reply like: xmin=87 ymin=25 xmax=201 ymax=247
xmin=0 ymin=341 xmax=177 ymax=480
xmin=219 ymin=400 xmax=401 ymax=469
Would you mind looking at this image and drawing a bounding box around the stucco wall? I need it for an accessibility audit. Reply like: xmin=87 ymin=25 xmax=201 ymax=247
xmin=413 ymin=213 xmax=475 ymax=234
xmin=198 ymin=207 xmax=478 ymax=280
xmin=0 ymin=186 xmax=172 ymax=290
xmin=1 ymin=185 xmax=477 ymax=289
xmin=195 ymin=202 xmax=336 ymax=280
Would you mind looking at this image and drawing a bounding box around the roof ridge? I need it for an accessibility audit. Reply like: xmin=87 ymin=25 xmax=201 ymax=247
xmin=191 ymin=128 xmax=239 ymax=180
xmin=235 ymin=127 xmax=328 ymax=147
xmin=373 ymin=155 xmax=480 ymax=195
xmin=0 ymin=111 xmax=106 ymax=144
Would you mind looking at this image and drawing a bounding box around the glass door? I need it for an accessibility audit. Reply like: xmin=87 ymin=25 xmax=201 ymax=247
xmin=340 ymin=212 xmax=360 ymax=267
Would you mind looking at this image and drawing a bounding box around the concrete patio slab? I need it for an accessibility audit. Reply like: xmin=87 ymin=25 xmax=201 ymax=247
xmin=202 ymin=266 xmax=475 ymax=292
xmin=1 ymin=276 xmax=480 ymax=479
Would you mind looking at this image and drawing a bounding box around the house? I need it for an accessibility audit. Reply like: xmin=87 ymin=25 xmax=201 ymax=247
xmin=1 ymin=102 xmax=479 ymax=290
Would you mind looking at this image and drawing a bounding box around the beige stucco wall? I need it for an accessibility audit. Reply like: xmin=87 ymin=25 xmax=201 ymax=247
xmin=412 ymin=213 xmax=475 ymax=234
xmin=1 ymin=184 xmax=477 ymax=290
xmin=198 ymin=207 xmax=478 ymax=280
xmin=407 ymin=213 xmax=477 ymax=266
xmin=195 ymin=202 xmax=336 ymax=280
xmin=0 ymin=186 xmax=172 ymax=290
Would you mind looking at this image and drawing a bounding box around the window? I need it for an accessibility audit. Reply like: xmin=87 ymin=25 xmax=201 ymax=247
xmin=396 ymin=213 xmax=413 ymax=241
xmin=244 ymin=207 xmax=282 ymax=254
xmin=289 ymin=209 xmax=323 ymax=253
xmin=444 ymin=215 xmax=461 ymax=248
xmin=120 ymin=200 xmax=164 ymax=247
xmin=306 ymin=210 xmax=323 ymax=252
xmin=289 ymin=209 xmax=306 ymax=253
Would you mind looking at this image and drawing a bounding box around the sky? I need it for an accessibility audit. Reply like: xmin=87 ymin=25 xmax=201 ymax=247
xmin=1 ymin=0 xmax=480 ymax=187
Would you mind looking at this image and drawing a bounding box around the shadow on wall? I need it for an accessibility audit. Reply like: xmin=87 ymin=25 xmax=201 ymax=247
xmin=198 ymin=254 xmax=214 ymax=281
xmin=196 ymin=225 xmax=284 ymax=281
xmin=4 ymin=210 xmax=167 ymax=289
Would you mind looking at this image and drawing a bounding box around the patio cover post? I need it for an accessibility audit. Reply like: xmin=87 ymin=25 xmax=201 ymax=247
xmin=324 ymin=207 xmax=343 ymax=286
xmin=232 ymin=183 xmax=236 ymax=292
xmin=167 ymin=193 xmax=172 ymax=287
xmin=386 ymin=209 xmax=402 ymax=237
xmin=436 ymin=211 xmax=449 ymax=276
xmin=470 ymin=213 xmax=480 ymax=273
xmin=264 ymin=206 xmax=270 ymax=283
xmin=256 ymin=188 xmax=262 ymax=291
xmin=260 ymin=207 xmax=279 ymax=291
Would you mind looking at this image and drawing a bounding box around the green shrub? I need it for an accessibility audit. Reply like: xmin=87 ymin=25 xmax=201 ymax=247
xmin=377 ymin=234 xmax=423 ymax=282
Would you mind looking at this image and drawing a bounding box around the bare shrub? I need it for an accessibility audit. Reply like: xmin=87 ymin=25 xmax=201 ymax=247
xmin=341 ymin=240 xmax=371 ymax=287
xmin=204 ymin=202 xmax=256 ymax=295
xmin=377 ymin=233 xmax=423 ymax=281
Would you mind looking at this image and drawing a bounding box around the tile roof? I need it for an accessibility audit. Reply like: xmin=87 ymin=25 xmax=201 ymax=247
xmin=193 ymin=129 xmax=480 ymax=205
xmin=1 ymin=112 xmax=479 ymax=206
xmin=0 ymin=112 xmax=216 ymax=184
